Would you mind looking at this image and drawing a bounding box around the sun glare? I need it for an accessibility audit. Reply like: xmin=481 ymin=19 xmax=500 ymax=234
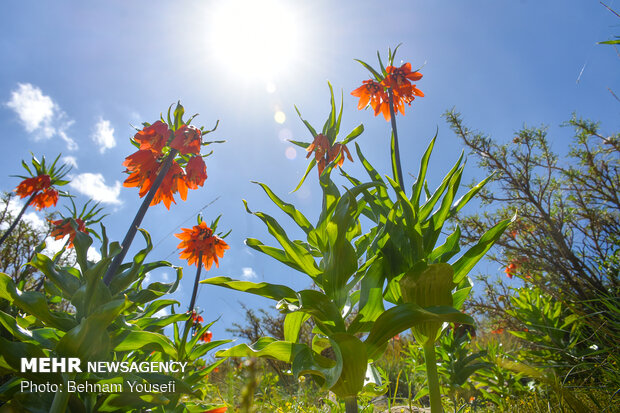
xmin=208 ymin=0 xmax=300 ymax=80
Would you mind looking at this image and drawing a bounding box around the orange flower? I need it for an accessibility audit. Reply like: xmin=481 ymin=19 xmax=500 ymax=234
xmin=185 ymin=156 xmax=207 ymax=190
xmin=171 ymin=125 xmax=202 ymax=155
xmin=306 ymin=134 xmax=330 ymax=174
xmin=351 ymin=79 xmax=386 ymax=114
xmin=378 ymin=63 xmax=424 ymax=121
xmin=327 ymin=143 xmax=353 ymax=168
xmin=14 ymin=174 xmax=59 ymax=211
xmin=50 ymin=218 xmax=87 ymax=248
xmin=505 ymin=262 xmax=518 ymax=279
xmin=175 ymin=221 xmax=229 ymax=270
xmin=190 ymin=310 xmax=204 ymax=325
xmin=199 ymin=331 xmax=213 ymax=343
xmin=306 ymin=134 xmax=353 ymax=175
xmin=151 ymin=161 xmax=187 ymax=209
xmin=15 ymin=175 xmax=51 ymax=198
xmin=383 ymin=62 xmax=423 ymax=90
xmin=30 ymin=188 xmax=59 ymax=211
xmin=133 ymin=121 xmax=170 ymax=154
xmin=123 ymin=151 xmax=190 ymax=210
xmin=491 ymin=328 xmax=504 ymax=334
xmin=123 ymin=150 xmax=161 ymax=197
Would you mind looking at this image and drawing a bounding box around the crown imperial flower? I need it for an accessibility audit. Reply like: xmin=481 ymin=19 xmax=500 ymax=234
xmin=175 ymin=221 xmax=229 ymax=270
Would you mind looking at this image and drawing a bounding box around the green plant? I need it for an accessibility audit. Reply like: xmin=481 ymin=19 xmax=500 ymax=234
xmin=204 ymin=70 xmax=510 ymax=412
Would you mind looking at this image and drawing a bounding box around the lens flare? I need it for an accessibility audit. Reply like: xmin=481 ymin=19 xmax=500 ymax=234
xmin=208 ymin=0 xmax=299 ymax=79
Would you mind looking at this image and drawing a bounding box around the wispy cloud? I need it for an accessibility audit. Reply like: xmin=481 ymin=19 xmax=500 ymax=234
xmin=92 ymin=118 xmax=116 ymax=153
xmin=0 ymin=197 xmax=46 ymax=232
xmin=241 ymin=267 xmax=258 ymax=280
xmin=69 ymin=173 xmax=122 ymax=205
xmin=6 ymin=83 xmax=77 ymax=150
xmin=62 ymin=155 xmax=78 ymax=169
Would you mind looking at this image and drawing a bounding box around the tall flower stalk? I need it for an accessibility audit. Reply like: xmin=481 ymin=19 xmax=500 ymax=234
xmin=175 ymin=216 xmax=229 ymax=357
xmin=0 ymin=154 xmax=70 ymax=247
xmin=103 ymin=102 xmax=221 ymax=285
xmin=352 ymin=45 xmax=424 ymax=187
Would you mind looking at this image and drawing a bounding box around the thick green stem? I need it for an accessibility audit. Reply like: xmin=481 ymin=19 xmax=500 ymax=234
xmin=387 ymin=89 xmax=405 ymax=187
xmin=103 ymin=149 xmax=178 ymax=285
xmin=423 ymin=341 xmax=443 ymax=413
xmin=344 ymin=396 xmax=359 ymax=413
xmin=0 ymin=193 xmax=36 ymax=248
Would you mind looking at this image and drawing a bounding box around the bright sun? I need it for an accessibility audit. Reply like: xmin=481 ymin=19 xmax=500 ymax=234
xmin=208 ymin=0 xmax=300 ymax=80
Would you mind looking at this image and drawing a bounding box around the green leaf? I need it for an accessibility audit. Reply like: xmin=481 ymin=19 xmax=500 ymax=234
xmin=450 ymin=173 xmax=495 ymax=216
xmin=56 ymin=297 xmax=130 ymax=360
xmin=348 ymin=257 xmax=386 ymax=334
xmin=354 ymin=59 xmax=383 ymax=82
xmin=418 ymin=151 xmax=464 ymax=222
xmin=399 ymin=263 xmax=455 ymax=308
xmin=188 ymin=339 xmax=232 ymax=361
xmin=296 ymin=290 xmax=346 ymax=333
xmin=217 ymin=337 xmax=305 ymax=363
xmin=452 ymin=213 xmax=515 ymax=284
xmin=428 ymin=226 xmax=461 ymax=263
xmin=174 ymin=101 xmax=185 ymax=129
xmin=30 ymin=253 xmax=80 ymax=296
xmin=365 ymin=304 xmax=473 ymax=360
xmin=284 ymin=312 xmax=311 ymax=342
xmin=243 ymin=200 xmax=321 ymax=279
xmin=411 ymin=131 xmax=437 ymax=209
xmin=294 ymin=105 xmax=318 ymax=138
xmin=329 ymin=333 xmax=368 ymax=398
xmin=292 ymin=341 xmax=341 ymax=390
xmin=342 ymin=124 xmax=364 ymax=144
xmin=113 ymin=330 xmax=177 ymax=358
xmin=253 ymin=181 xmax=314 ymax=235
xmin=201 ymin=276 xmax=298 ymax=302
xmin=245 ymin=238 xmax=307 ymax=274
xmin=0 ymin=273 xmax=76 ymax=331
xmin=292 ymin=158 xmax=317 ymax=192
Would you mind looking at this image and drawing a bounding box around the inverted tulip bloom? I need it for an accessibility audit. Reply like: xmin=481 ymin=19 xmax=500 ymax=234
xmin=15 ymin=174 xmax=59 ymax=211
xmin=123 ymin=150 xmax=161 ymax=198
xmin=351 ymin=79 xmax=386 ymax=115
xmin=352 ymin=59 xmax=424 ymax=121
xmin=133 ymin=121 xmax=170 ymax=154
xmin=50 ymin=218 xmax=87 ymax=248
xmin=171 ymin=125 xmax=202 ymax=155
xmin=199 ymin=331 xmax=213 ymax=343
xmin=185 ymin=156 xmax=207 ymax=190
xmin=306 ymin=134 xmax=353 ymax=175
xmin=151 ymin=160 xmax=188 ymax=209
xmin=175 ymin=221 xmax=229 ymax=270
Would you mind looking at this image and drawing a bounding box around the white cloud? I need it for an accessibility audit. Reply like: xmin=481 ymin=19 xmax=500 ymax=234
xmin=62 ymin=156 xmax=78 ymax=169
xmin=0 ymin=197 xmax=46 ymax=231
xmin=241 ymin=267 xmax=258 ymax=280
xmin=87 ymin=247 xmax=101 ymax=262
xmin=154 ymin=308 xmax=170 ymax=317
xmin=92 ymin=118 xmax=116 ymax=153
xmin=42 ymin=236 xmax=67 ymax=257
xmin=6 ymin=83 xmax=77 ymax=150
xmin=69 ymin=173 xmax=122 ymax=205
xmin=6 ymin=83 xmax=55 ymax=133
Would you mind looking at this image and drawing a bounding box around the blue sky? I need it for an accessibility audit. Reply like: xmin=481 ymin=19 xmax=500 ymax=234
xmin=1 ymin=1 xmax=618 ymax=342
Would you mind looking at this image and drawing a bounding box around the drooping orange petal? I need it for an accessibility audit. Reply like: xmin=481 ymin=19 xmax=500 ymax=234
xmin=170 ymin=125 xmax=202 ymax=155
xmin=15 ymin=175 xmax=52 ymax=198
xmin=185 ymin=156 xmax=207 ymax=189
xmin=134 ymin=121 xmax=170 ymax=154
xmin=175 ymin=221 xmax=229 ymax=271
